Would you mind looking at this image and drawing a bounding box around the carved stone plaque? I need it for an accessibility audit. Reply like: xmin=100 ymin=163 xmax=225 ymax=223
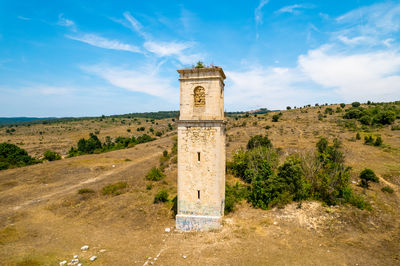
xmin=194 ymin=86 xmax=205 ymax=107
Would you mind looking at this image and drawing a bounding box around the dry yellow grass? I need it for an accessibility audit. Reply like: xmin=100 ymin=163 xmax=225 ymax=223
xmin=0 ymin=105 xmax=399 ymax=265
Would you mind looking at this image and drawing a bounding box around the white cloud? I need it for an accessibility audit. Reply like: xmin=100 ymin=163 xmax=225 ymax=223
xmin=275 ymin=4 xmax=312 ymax=15
xmin=57 ymin=14 xmax=76 ymax=31
xmin=255 ymin=0 xmax=269 ymax=25
xmin=66 ymin=34 xmax=142 ymax=53
xmin=81 ymin=64 xmax=177 ymax=100
xmin=225 ymin=66 xmax=322 ymax=110
xmin=122 ymin=12 xmax=150 ymax=39
xmin=298 ymin=46 xmax=400 ymax=102
xmin=17 ymin=16 xmax=31 ymax=21
xmin=144 ymin=41 xmax=191 ymax=57
xmin=337 ymin=35 xmax=368 ymax=45
xmin=335 ymin=2 xmax=400 ymax=47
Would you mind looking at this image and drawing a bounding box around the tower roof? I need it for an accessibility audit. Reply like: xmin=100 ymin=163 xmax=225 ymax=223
xmin=177 ymin=66 xmax=226 ymax=80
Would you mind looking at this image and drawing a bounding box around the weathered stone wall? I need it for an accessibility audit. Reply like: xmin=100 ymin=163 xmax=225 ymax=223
xmin=177 ymin=122 xmax=226 ymax=217
xmin=178 ymin=67 xmax=225 ymax=121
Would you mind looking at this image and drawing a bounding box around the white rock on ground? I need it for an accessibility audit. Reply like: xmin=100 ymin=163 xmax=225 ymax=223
xmin=60 ymin=260 xmax=67 ymax=266
xmin=81 ymin=245 xmax=89 ymax=251
xmin=90 ymin=256 xmax=97 ymax=261
xmin=165 ymin=227 xmax=171 ymax=232
xmin=99 ymin=249 xmax=106 ymax=253
xmin=73 ymin=255 xmax=78 ymax=259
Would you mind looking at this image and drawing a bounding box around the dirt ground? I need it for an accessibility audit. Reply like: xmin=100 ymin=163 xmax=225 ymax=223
xmin=1 ymin=105 xmax=400 ymax=265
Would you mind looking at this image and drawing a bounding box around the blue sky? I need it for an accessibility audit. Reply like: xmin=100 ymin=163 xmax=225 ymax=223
xmin=1 ymin=0 xmax=400 ymax=117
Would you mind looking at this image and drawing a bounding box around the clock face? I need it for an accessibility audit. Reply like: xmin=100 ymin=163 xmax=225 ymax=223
xmin=194 ymin=86 xmax=205 ymax=107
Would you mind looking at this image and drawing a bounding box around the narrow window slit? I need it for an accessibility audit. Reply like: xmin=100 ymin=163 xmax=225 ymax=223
xmin=198 ymin=190 xmax=200 ymax=199
xmin=197 ymin=152 xmax=201 ymax=162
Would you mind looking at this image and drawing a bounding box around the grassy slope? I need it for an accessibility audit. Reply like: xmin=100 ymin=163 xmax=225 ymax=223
xmin=0 ymin=104 xmax=399 ymax=265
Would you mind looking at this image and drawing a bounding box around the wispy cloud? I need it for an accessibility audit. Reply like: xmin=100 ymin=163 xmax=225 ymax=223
xmin=275 ymin=4 xmax=314 ymax=15
xmin=17 ymin=16 xmax=31 ymax=21
xmin=57 ymin=14 xmax=76 ymax=31
xmin=122 ymin=11 xmax=150 ymax=39
xmin=335 ymin=2 xmax=400 ymax=47
xmin=81 ymin=64 xmax=177 ymax=100
xmin=255 ymin=0 xmax=269 ymax=25
xmin=298 ymin=46 xmax=400 ymax=102
xmin=66 ymin=34 xmax=142 ymax=53
xmin=143 ymin=40 xmax=202 ymax=64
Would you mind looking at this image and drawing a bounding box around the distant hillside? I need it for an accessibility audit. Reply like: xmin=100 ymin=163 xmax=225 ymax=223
xmin=0 ymin=117 xmax=54 ymax=125
xmin=0 ymin=109 xmax=274 ymax=126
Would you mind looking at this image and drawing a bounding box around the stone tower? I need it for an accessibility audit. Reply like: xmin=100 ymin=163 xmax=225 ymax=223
xmin=176 ymin=66 xmax=226 ymax=231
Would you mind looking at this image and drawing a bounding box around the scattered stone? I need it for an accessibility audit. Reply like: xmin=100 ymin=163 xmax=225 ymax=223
xmin=154 ymin=258 xmax=157 ymax=261
xmin=99 ymin=249 xmax=106 ymax=253
xmin=60 ymin=260 xmax=67 ymax=266
xmin=352 ymin=181 xmax=357 ymax=184
xmin=183 ymin=255 xmax=187 ymax=259
xmin=150 ymin=262 xmax=154 ymax=265
xmin=90 ymin=255 xmax=97 ymax=261
xmin=81 ymin=245 xmax=89 ymax=251
xmin=112 ymin=164 xmax=116 ymax=168
xmin=71 ymin=258 xmax=79 ymax=264
xmin=148 ymin=257 xmax=152 ymax=260
xmin=77 ymin=264 xmax=82 ymax=266
xmin=165 ymin=227 xmax=171 ymax=232
xmin=73 ymin=255 xmax=78 ymax=259
xmin=273 ymin=221 xmax=278 ymax=225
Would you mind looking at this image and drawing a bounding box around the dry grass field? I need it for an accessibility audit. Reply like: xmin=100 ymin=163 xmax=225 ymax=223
xmin=1 ymin=104 xmax=399 ymax=265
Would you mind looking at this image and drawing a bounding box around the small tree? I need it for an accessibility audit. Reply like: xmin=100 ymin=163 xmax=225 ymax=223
xmin=340 ymin=103 xmax=346 ymax=108
xmin=195 ymin=61 xmax=205 ymax=68
xmin=154 ymin=189 xmax=169 ymax=203
xmin=286 ymin=106 xmax=291 ymax=110
xmin=374 ymin=136 xmax=383 ymax=146
xmin=272 ymin=114 xmax=280 ymax=122
xmin=43 ymin=150 xmax=61 ymax=161
xmin=146 ymin=166 xmax=165 ymax=181
xmin=351 ymin=101 xmax=361 ymax=108
xmin=360 ymin=168 xmax=379 ymax=188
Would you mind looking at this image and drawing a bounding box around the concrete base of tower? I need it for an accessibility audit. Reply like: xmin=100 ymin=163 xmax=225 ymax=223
xmin=176 ymin=214 xmax=222 ymax=231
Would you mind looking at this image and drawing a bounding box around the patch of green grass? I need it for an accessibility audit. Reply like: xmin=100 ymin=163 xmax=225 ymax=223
xmin=102 ymin=182 xmax=128 ymax=196
xmin=381 ymin=186 xmax=394 ymax=194
xmin=78 ymin=188 xmax=95 ymax=194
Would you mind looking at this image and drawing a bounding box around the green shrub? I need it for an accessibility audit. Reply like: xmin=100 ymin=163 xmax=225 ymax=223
xmin=356 ymin=132 xmax=361 ymax=140
xmin=352 ymin=102 xmax=361 ymax=107
xmin=381 ymin=186 xmax=394 ymax=194
xmin=364 ymin=135 xmax=374 ymax=145
xmin=43 ymin=150 xmax=61 ymax=161
xmin=324 ymin=108 xmax=333 ymax=115
xmin=102 ymin=182 xmax=128 ymax=196
xmin=154 ymin=189 xmax=169 ymax=203
xmin=272 ymin=114 xmax=280 ymax=122
xmin=0 ymin=143 xmax=38 ymax=170
xmin=373 ymin=110 xmax=396 ymax=125
xmin=340 ymin=103 xmax=346 ymax=108
xmin=374 ymin=136 xmax=383 ymax=146
xmin=146 ymin=167 xmax=165 ymax=181
xmin=225 ymin=182 xmax=248 ymax=214
xmin=78 ymin=188 xmax=95 ymax=194
xmin=359 ymin=115 xmax=371 ymax=125
xmin=360 ymin=169 xmax=379 ymax=188
xmin=247 ymin=135 xmax=272 ymax=150
xmin=342 ymin=187 xmax=370 ymax=210
xmin=146 ymin=184 xmax=153 ymax=190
